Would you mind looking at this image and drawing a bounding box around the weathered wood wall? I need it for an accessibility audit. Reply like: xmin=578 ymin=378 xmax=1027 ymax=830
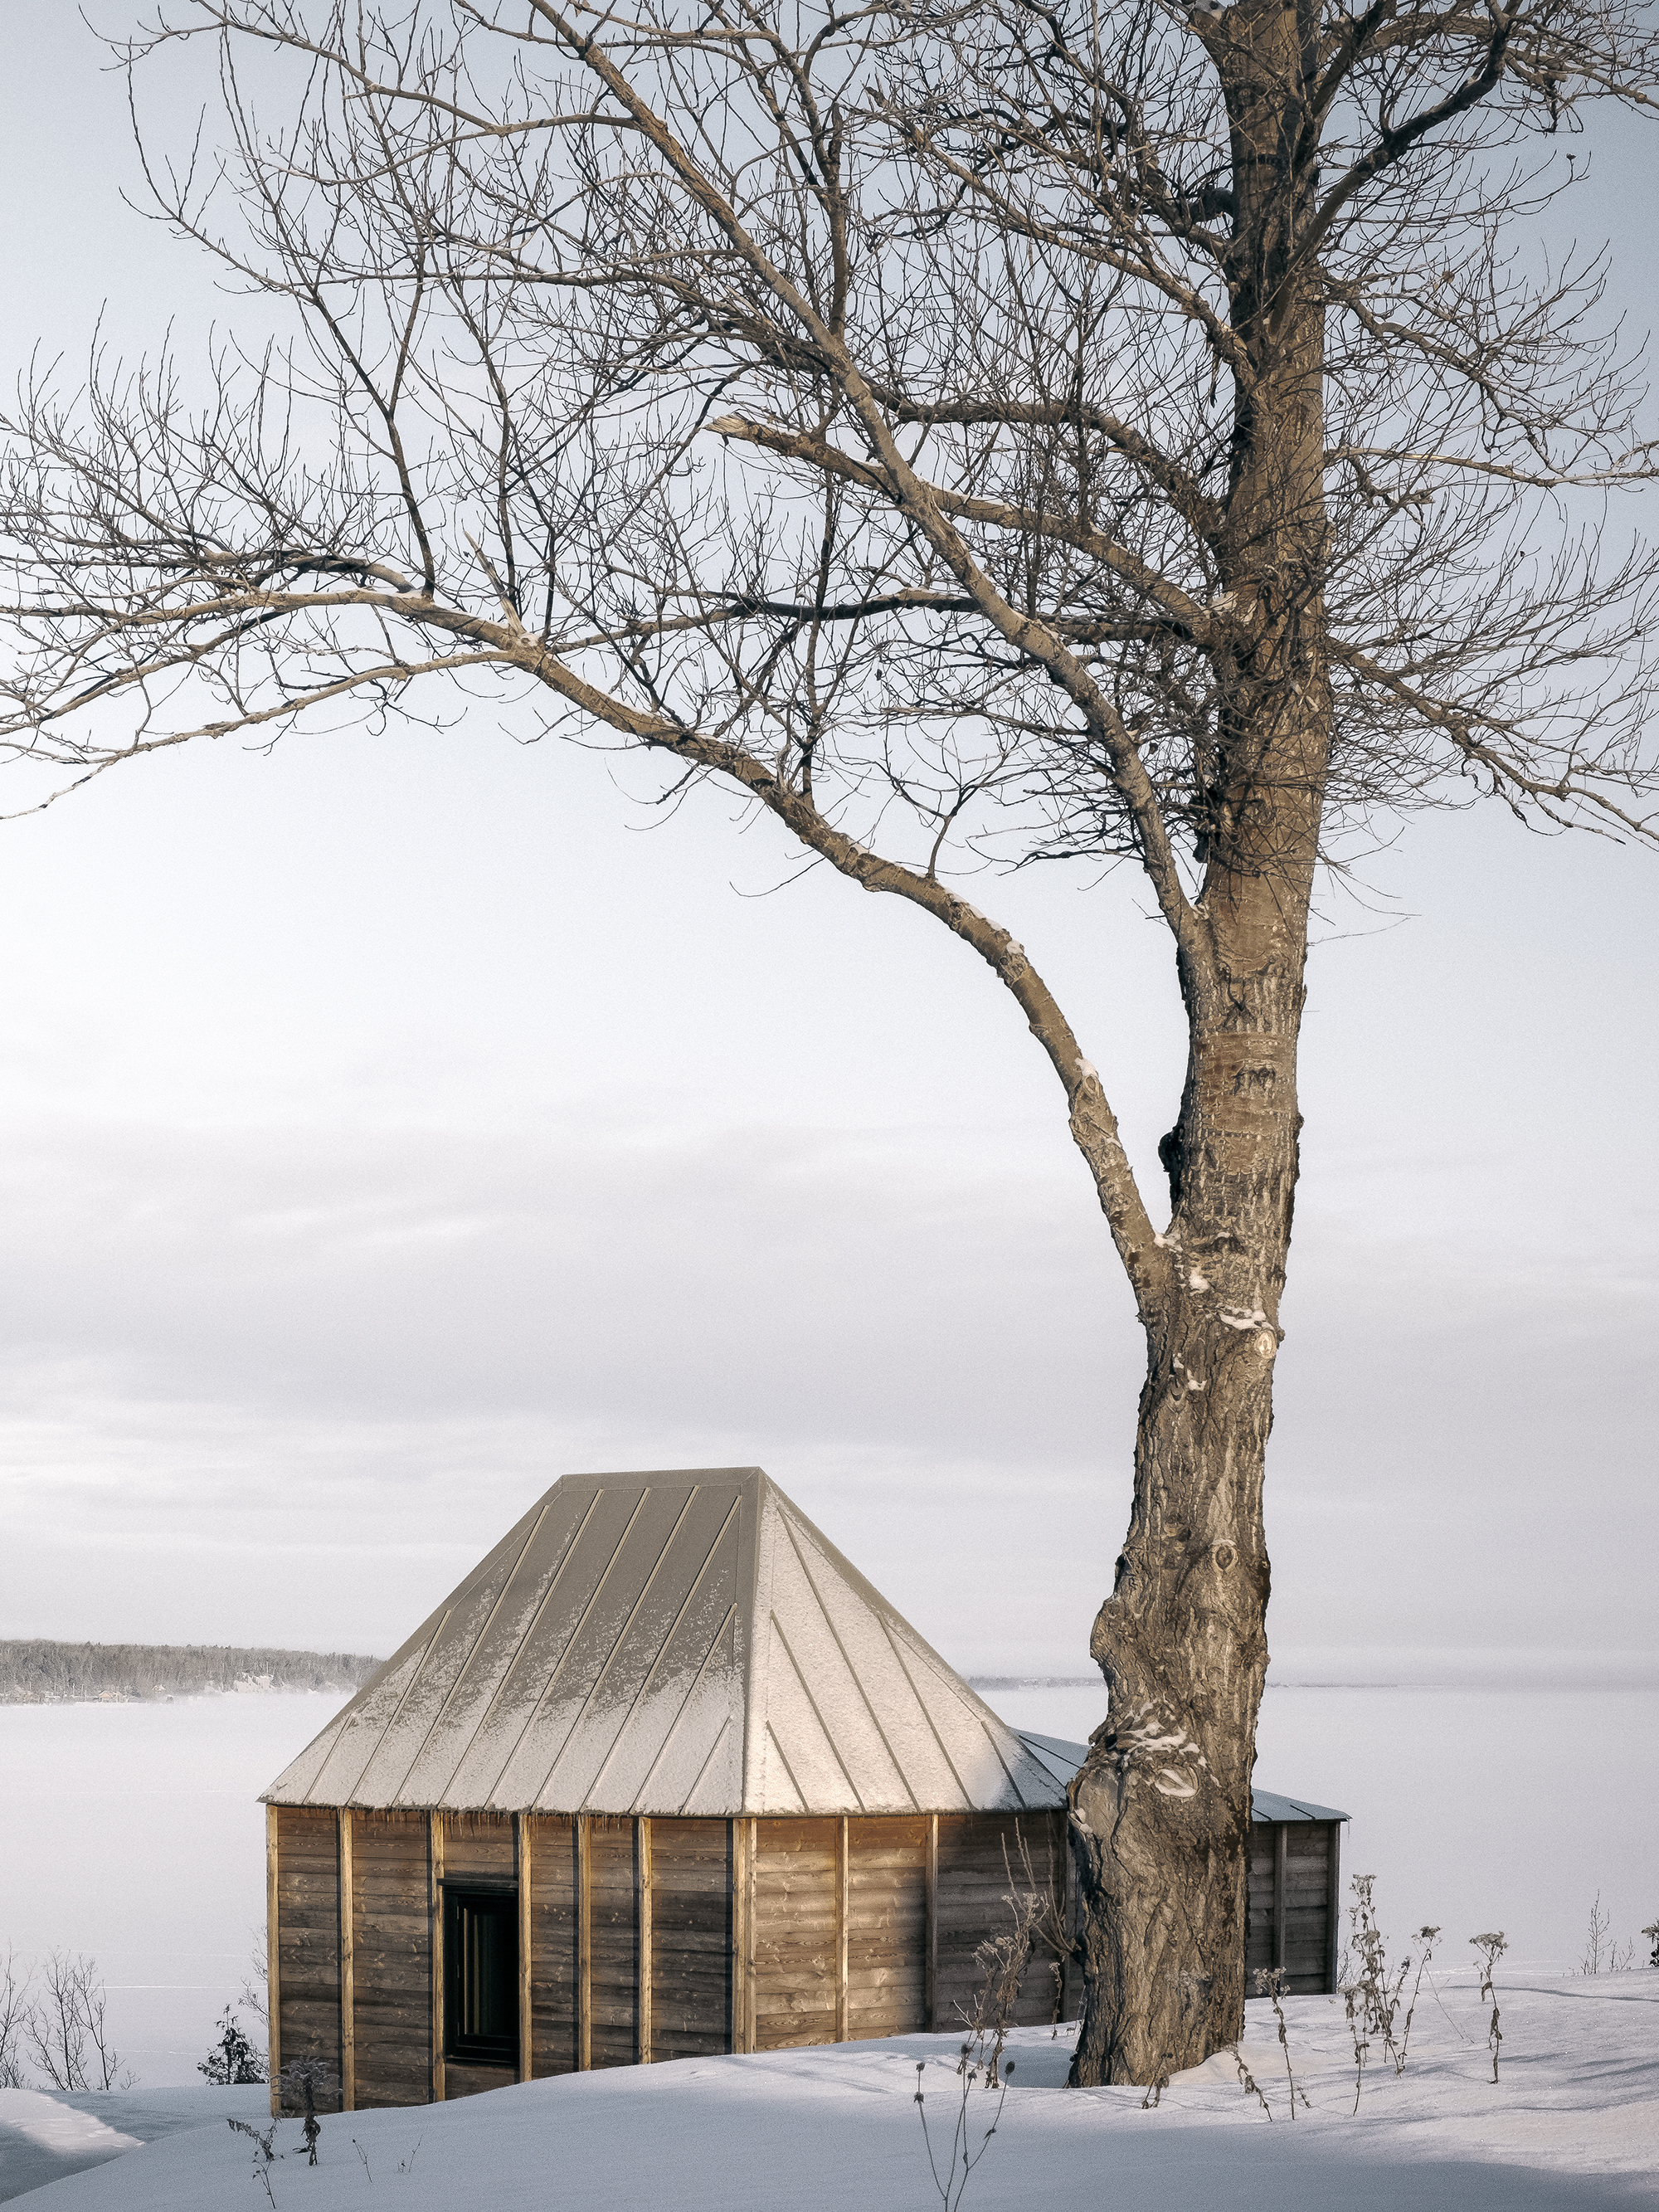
xmin=752 ymin=1820 xmax=838 ymax=2050
xmin=936 ymin=1811 xmax=1070 ymax=2031
xmin=1244 ymin=1820 xmax=1341 ymax=1995
xmin=352 ymin=1813 xmax=429 ymax=2109
xmin=273 ymin=1806 xmax=343 ymax=2112
xmin=272 ymin=1806 xmax=1073 ymax=2112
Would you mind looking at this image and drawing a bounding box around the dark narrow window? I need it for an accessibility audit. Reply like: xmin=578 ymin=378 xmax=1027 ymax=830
xmin=445 ymin=1887 xmax=518 ymax=2068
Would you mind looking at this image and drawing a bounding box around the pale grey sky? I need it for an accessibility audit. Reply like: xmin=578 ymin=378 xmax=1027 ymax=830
xmin=1 ymin=7 xmax=1655 ymax=1682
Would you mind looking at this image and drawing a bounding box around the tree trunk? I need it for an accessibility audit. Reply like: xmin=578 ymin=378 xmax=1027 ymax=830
xmin=1068 ymin=0 xmax=1331 ymax=2087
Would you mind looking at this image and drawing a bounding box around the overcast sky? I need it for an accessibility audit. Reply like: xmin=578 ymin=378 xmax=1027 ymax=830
xmin=2 ymin=7 xmax=1655 ymax=1684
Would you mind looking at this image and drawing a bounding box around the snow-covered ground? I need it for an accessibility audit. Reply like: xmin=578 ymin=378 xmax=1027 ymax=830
xmin=3 ymin=1980 xmax=1657 ymax=2209
xmin=1 ymin=1680 xmax=1654 ymax=2088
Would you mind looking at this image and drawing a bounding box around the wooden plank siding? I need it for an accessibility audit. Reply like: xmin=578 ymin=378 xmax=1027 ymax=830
xmin=274 ymin=1805 xmax=1082 ymax=2104
xmin=846 ymin=1817 xmax=927 ymax=2039
xmin=351 ymin=1813 xmax=430 ymax=2110
xmin=934 ymin=1812 xmax=1070 ymax=2036
xmin=588 ymin=1818 xmax=640 ymax=2068
xmin=1244 ymin=1821 xmax=1340 ymax=1995
xmin=649 ymin=1820 xmax=732 ymax=2060
xmin=274 ymin=1807 xmax=343 ymax=2110
xmin=528 ymin=1815 xmax=578 ymax=2078
xmin=752 ymin=1819 xmax=839 ymax=2051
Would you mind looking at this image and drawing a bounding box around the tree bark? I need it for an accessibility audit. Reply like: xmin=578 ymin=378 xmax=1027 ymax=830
xmin=1069 ymin=0 xmax=1331 ymax=2087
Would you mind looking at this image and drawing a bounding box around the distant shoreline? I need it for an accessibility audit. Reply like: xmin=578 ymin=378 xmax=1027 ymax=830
xmin=0 ymin=1640 xmax=382 ymax=1706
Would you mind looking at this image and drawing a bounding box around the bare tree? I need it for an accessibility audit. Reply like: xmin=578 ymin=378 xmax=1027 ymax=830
xmin=2 ymin=0 xmax=1657 ymax=2083
xmin=22 ymin=1951 xmax=130 ymax=2093
xmin=0 ymin=1947 xmax=33 ymax=2089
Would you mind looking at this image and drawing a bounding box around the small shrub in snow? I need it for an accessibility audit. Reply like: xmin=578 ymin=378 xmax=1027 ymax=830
xmin=200 ymin=2006 xmax=268 ymax=2085
xmin=1469 ymin=1932 xmax=1507 ymax=2083
xmin=1644 ymin=1922 xmax=1659 ymax=1969
xmin=1579 ymin=1893 xmax=1636 ymax=1976
xmin=278 ymin=2059 xmax=336 ymax=2164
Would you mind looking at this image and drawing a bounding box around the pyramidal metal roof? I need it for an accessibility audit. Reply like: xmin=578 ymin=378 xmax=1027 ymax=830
xmin=263 ymin=1467 xmax=1065 ymax=1818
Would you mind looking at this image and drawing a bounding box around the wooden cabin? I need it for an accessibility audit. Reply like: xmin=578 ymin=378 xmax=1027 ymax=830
xmin=263 ymin=1467 xmax=1080 ymax=2112
xmin=1245 ymin=1790 xmax=1347 ymax=1995
xmin=262 ymin=1466 xmax=1346 ymax=2113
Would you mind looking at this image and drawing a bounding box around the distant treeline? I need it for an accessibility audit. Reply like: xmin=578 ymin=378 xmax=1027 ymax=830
xmin=0 ymin=1640 xmax=382 ymax=1704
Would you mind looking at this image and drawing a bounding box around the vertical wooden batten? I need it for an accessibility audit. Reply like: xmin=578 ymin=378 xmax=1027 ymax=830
xmin=834 ymin=1817 xmax=849 ymax=2044
xmin=576 ymin=1815 xmax=592 ymax=2071
xmin=1325 ymin=1820 xmax=1343 ymax=1994
xmin=924 ymin=1814 xmax=939 ymax=2031
xmin=265 ymin=1806 xmax=281 ymax=2117
xmin=516 ymin=1814 xmax=533 ymax=2083
xmin=726 ymin=1817 xmax=750 ymax=2055
xmin=428 ymin=1811 xmax=445 ymax=2104
xmin=338 ymin=1810 xmax=355 ymax=2112
xmin=637 ymin=1818 xmax=654 ymax=2066
xmin=1272 ymin=1824 xmax=1288 ymax=1976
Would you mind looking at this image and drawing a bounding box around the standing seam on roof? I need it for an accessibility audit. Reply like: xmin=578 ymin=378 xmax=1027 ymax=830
xmin=872 ymin=1620 xmax=974 ymax=1810
xmin=379 ymin=1501 xmax=556 ymax=1807
xmin=973 ymin=1717 xmax=1033 ymax=1809
xmin=624 ymin=1601 xmax=740 ymax=1814
xmin=426 ymin=1492 xmax=610 ymax=1805
xmin=766 ymin=1611 xmax=867 ymax=1814
xmin=523 ymin=1488 xmax=703 ymax=1810
xmin=675 ymin=1714 xmax=735 ymax=1816
xmin=583 ymin=1496 xmax=742 ymax=1808
xmin=476 ymin=1488 xmax=656 ymax=1807
xmin=777 ymin=1512 xmax=917 ymax=1810
xmin=760 ymin=1722 xmax=806 ymax=1815
xmin=305 ymin=1608 xmax=455 ymax=1806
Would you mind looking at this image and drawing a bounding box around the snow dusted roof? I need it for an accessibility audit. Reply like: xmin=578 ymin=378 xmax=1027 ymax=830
xmin=263 ymin=1468 xmax=1065 ymax=1818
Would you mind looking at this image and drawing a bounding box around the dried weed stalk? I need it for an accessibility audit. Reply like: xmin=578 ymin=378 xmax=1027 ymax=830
xmin=1252 ymin=1968 xmax=1308 ymax=2113
xmin=1230 ymin=2043 xmax=1272 ymax=2119
xmin=1469 ymin=1932 xmax=1508 ymax=2084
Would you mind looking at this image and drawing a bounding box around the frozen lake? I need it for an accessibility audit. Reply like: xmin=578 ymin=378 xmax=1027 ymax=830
xmin=1 ymin=1680 xmax=1652 ymax=2085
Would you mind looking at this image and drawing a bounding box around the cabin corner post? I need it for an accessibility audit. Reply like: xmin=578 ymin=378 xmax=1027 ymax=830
xmin=925 ymin=1814 xmax=938 ymax=2031
xmin=577 ymin=1815 xmax=592 ymax=2072
xmin=516 ymin=1813 xmax=533 ymax=2083
xmin=428 ymin=1810 xmax=445 ymax=2104
xmin=1062 ymin=1810 xmax=1078 ymax=2021
xmin=1326 ymin=1820 xmax=1343 ymax=1994
xmin=744 ymin=1819 xmax=758 ymax=2055
xmin=1272 ymin=1823 xmax=1288 ymax=1976
xmin=637 ymin=1817 xmax=654 ymax=2065
xmin=338 ymin=1809 xmax=355 ymax=2112
xmin=265 ymin=1806 xmax=281 ymax=2116
xmin=835 ymin=1816 xmax=849 ymax=2044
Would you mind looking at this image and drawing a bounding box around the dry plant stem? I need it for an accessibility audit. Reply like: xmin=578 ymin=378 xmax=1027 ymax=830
xmin=1470 ymin=1933 xmax=1508 ymax=2085
xmin=1253 ymin=1967 xmax=1306 ymax=2112
xmin=2 ymin=0 xmax=1659 ymax=2088
xmin=1394 ymin=1928 xmax=1440 ymax=2074
xmin=1232 ymin=2044 xmax=1272 ymax=2118
xmin=915 ymin=2058 xmax=1010 ymax=2212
